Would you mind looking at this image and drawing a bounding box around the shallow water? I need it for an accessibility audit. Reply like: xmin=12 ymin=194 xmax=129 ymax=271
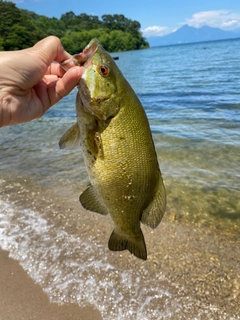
xmin=1 ymin=176 xmax=239 ymax=319
xmin=0 ymin=38 xmax=240 ymax=318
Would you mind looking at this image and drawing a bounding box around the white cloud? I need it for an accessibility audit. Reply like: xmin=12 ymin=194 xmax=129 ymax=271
xmin=185 ymin=10 xmax=240 ymax=30
xmin=141 ymin=26 xmax=173 ymax=37
xmin=143 ymin=10 xmax=240 ymax=38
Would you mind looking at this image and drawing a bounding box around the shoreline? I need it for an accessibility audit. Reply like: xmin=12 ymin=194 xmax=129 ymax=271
xmin=0 ymin=249 xmax=102 ymax=320
xmin=0 ymin=174 xmax=239 ymax=319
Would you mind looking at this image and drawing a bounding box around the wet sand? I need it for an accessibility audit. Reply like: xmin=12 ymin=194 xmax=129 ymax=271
xmin=0 ymin=174 xmax=240 ymax=319
xmin=1 ymin=222 xmax=239 ymax=319
xmin=0 ymin=249 xmax=102 ymax=320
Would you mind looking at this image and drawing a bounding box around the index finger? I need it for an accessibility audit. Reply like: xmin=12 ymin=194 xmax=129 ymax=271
xmin=33 ymin=36 xmax=72 ymax=66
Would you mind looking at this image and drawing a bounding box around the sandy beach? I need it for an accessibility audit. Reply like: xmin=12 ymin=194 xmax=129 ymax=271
xmin=0 ymin=249 xmax=102 ymax=320
xmin=0 ymin=170 xmax=239 ymax=319
xmin=1 ymin=220 xmax=240 ymax=319
xmin=0 ymin=172 xmax=240 ymax=319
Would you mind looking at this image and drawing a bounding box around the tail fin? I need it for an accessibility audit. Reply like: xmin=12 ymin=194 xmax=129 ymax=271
xmin=108 ymin=229 xmax=147 ymax=260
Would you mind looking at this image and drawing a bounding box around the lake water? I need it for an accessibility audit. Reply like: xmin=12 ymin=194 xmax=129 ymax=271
xmin=0 ymin=38 xmax=240 ymax=319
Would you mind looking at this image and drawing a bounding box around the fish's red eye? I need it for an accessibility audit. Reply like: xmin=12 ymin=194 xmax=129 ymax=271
xmin=99 ymin=65 xmax=109 ymax=76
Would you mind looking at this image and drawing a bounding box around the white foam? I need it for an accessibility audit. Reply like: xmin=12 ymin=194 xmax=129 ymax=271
xmin=0 ymin=198 xmax=223 ymax=319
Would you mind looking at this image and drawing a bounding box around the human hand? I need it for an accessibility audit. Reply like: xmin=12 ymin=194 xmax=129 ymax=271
xmin=0 ymin=36 xmax=84 ymax=127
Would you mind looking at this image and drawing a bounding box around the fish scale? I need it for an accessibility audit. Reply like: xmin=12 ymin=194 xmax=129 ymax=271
xmin=59 ymin=38 xmax=166 ymax=260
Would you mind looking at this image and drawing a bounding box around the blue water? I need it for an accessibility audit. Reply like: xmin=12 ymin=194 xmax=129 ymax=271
xmin=0 ymin=38 xmax=240 ymax=319
xmin=41 ymin=38 xmax=240 ymax=233
xmin=113 ymin=39 xmax=240 ymax=232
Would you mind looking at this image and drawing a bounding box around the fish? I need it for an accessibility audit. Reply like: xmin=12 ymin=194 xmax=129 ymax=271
xmin=59 ymin=39 xmax=166 ymax=260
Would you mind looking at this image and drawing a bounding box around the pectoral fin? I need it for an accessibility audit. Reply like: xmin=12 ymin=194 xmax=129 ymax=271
xmin=141 ymin=175 xmax=166 ymax=229
xmin=59 ymin=123 xmax=80 ymax=149
xmin=79 ymin=184 xmax=108 ymax=215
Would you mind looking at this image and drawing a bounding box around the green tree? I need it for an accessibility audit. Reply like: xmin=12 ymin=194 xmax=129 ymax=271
xmin=61 ymin=29 xmax=110 ymax=54
xmin=0 ymin=37 xmax=4 ymax=50
xmin=0 ymin=0 xmax=22 ymax=38
xmin=60 ymin=11 xmax=76 ymax=26
xmin=101 ymin=14 xmax=115 ymax=30
xmin=0 ymin=1 xmax=149 ymax=52
xmin=0 ymin=0 xmax=46 ymax=50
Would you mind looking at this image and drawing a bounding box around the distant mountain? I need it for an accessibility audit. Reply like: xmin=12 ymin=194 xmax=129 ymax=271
xmin=232 ymin=28 xmax=240 ymax=34
xmin=147 ymin=25 xmax=240 ymax=47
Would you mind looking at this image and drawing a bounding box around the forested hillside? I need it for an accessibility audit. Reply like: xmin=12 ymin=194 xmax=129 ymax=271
xmin=0 ymin=0 xmax=149 ymax=52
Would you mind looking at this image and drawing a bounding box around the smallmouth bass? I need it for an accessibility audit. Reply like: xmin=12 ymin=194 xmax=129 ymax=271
xmin=60 ymin=39 xmax=166 ymax=260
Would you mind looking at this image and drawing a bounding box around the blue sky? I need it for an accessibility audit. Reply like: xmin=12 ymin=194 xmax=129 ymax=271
xmin=11 ymin=0 xmax=240 ymax=37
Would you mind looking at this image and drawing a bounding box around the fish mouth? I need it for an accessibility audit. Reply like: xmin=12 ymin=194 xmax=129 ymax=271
xmin=73 ymin=39 xmax=99 ymax=67
xmin=60 ymin=39 xmax=99 ymax=71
